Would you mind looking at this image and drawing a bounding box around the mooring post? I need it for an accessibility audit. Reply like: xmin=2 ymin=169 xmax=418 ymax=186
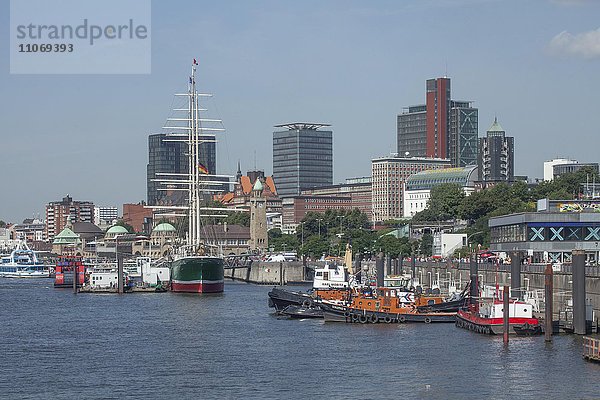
xmin=503 ymin=285 xmax=510 ymax=344
xmin=386 ymin=256 xmax=392 ymax=277
xmin=376 ymin=253 xmax=384 ymax=287
xmin=117 ymin=254 xmax=124 ymax=294
xmin=469 ymin=254 xmax=478 ymax=306
xmin=572 ymin=249 xmax=586 ymax=335
xmin=279 ymin=262 xmax=283 ymax=286
xmin=72 ymin=258 xmax=78 ymax=294
xmin=511 ymin=251 xmax=522 ymax=300
xmin=411 ymin=256 xmax=416 ymax=283
xmin=545 ymin=263 xmax=553 ymax=342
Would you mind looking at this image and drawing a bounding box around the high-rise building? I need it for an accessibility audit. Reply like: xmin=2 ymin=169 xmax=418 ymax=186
xmin=371 ymin=156 xmax=451 ymax=223
xmin=449 ymin=101 xmax=478 ymax=167
xmin=477 ymin=118 xmax=514 ymax=184
xmin=272 ymin=123 xmax=333 ymax=198
xmin=147 ymin=133 xmax=216 ymax=205
xmin=398 ymin=78 xmax=478 ymax=167
xmin=45 ymin=195 xmax=94 ymax=240
xmin=94 ymin=206 xmax=118 ymax=228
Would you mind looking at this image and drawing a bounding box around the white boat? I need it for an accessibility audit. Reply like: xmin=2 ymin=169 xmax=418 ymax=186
xmin=0 ymin=241 xmax=50 ymax=278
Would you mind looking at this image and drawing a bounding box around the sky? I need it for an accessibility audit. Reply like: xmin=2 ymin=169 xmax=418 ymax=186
xmin=1 ymin=0 xmax=600 ymax=222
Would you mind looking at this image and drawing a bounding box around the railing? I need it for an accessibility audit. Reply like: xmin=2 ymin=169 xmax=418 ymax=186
xmin=410 ymin=260 xmax=600 ymax=277
xmin=583 ymin=336 xmax=600 ymax=361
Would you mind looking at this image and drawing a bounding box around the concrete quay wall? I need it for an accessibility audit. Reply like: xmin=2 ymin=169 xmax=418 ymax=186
xmin=226 ymin=261 xmax=305 ymax=285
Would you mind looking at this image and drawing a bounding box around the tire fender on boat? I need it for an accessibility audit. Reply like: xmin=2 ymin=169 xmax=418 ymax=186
xmin=424 ymin=317 xmax=432 ymax=324
xmin=359 ymin=314 xmax=368 ymax=324
xmin=302 ymin=299 xmax=312 ymax=308
xmin=384 ymin=315 xmax=392 ymax=324
xmin=399 ymin=315 xmax=406 ymax=323
xmin=369 ymin=314 xmax=378 ymax=324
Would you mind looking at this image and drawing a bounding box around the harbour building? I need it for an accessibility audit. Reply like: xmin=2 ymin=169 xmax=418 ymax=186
xmin=397 ymin=77 xmax=478 ymax=167
xmin=477 ymin=118 xmax=514 ymax=185
xmin=272 ymin=123 xmax=333 ymax=198
xmin=489 ymin=198 xmax=600 ymax=266
xmin=403 ymin=166 xmax=478 ymax=218
xmin=147 ymin=133 xmax=216 ymax=205
xmin=371 ymin=156 xmax=451 ymax=223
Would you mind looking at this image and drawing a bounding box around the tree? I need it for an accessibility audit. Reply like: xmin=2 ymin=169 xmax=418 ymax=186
xmin=0 ymin=220 xmax=6 ymax=228
xmin=268 ymin=229 xmax=299 ymax=252
xmin=226 ymin=212 xmax=250 ymax=227
xmin=413 ymin=183 xmax=465 ymax=222
xmin=419 ymin=233 xmax=433 ymax=256
xmin=374 ymin=234 xmax=411 ymax=258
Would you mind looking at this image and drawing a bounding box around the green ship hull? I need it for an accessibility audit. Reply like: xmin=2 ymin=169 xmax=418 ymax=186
xmin=170 ymin=256 xmax=224 ymax=293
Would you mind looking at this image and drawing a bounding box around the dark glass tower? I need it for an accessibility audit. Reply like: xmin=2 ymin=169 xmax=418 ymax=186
xmin=147 ymin=133 xmax=216 ymax=205
xmin=273 ymin=123 xmax=333 ymax=198
xmin=478 ymin=118 xmax=514 ymax=183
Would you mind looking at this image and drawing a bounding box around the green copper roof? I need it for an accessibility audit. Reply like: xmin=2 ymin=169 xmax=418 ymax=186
xmin=253 ymin=179 xmax=263 ymax=192
xmin=53 ymin=227 xmax=81 ymax=245
xmin=487 ymin=117 xmax=504 ymax=132
xmin=106 ymin=225 xmax=129 ymax=235
xmin=406 ymin=166 xmax=478 ymax=191
xmin=153 ymin=223 xmax=176 ymax=233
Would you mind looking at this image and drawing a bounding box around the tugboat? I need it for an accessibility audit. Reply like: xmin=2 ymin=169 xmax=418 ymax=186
xmin=456 ymin=292 xmax=541 ymax=335
xmin=267 ymin=263 xmax=352 ymax=312
xmin=319 ymin=286 xmax=467 ymax=324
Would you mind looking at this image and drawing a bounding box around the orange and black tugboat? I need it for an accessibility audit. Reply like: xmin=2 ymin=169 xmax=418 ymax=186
xmin=320 ymin=285 xmax=468 ymax=324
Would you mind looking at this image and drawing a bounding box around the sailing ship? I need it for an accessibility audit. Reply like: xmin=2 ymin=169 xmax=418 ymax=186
xmin=152 ymin=59 xmax=226 ymax=293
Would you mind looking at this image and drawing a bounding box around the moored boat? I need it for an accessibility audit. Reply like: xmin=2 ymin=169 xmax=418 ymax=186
xmin=0 ymin=241 xmax=49 ymax=278
xmin=456 ymin=298 xmax=541 ymax=335
xmin=320 ymin=286 xmax=464 ymax=324
xmin=150 ymin=59 xmax=227 ymax=294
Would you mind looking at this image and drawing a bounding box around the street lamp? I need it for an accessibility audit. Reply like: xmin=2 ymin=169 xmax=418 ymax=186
xmin=317 ymin=218 xmax=323 ymax=237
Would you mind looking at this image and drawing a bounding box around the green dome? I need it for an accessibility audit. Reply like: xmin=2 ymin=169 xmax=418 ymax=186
xmin=53 ymin=227 xmax=81 ymax=245
xmin=106 ymin=225 xmax=129 ymax=235
xmin=153 ymin=223 xmax=176 ymax=233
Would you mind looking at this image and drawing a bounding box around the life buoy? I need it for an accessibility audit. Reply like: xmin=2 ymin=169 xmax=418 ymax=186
xmin=424 ymin=317 xmax=432 ymax=324
xmin=359 ymin=314 xmax=368 ymax=324
xmin=384 ymin=315 xmax=392 ymax=324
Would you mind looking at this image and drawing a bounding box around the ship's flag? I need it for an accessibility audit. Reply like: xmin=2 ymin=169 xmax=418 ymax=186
xmin=193 ymin=58 xmax=198 ymax=65
xmin=189 ymin=77 xmax=192 ymax=84
xmin=197 ymin=162 xmax=209 ymax=174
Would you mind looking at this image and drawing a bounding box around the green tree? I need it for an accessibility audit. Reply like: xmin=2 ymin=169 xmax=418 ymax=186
xmin=0 ymin=220 xmax=6 ymax=228
xmin=420 ymin=233 xmax=433 ymax=256
xmin=413 ymin=183 xmax=465 ymax=222
xmin=268 ymin=229 xmax=299 ymax=252
xmin=226 ymin=212 xmax=250 ymax=227
xmin=374 ymin=234 xmax=411 ymax=258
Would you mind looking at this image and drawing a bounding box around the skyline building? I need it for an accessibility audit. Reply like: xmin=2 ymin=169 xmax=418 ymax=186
xmin=477 ymin=118 xmax=514 ymax=184
xmin=45 ymin=195 xmax=94 ymax=240
xmin=371 ymin=156 xmax=451 ymax=223
xmin=397 ymin=77 xmax=478 ymax=167
xmin=146 ymin=133 xmax=216 ymax=205
xmin=272 ymin=123 xmax=333 ymax=198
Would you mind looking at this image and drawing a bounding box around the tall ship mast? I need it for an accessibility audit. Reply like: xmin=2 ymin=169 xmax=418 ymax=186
xmin=152 ymin=59 xmax=226 ymax=293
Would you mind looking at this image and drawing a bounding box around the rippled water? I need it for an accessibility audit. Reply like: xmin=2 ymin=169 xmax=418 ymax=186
xmin=1 ymin=278 xmax=599 ymax=399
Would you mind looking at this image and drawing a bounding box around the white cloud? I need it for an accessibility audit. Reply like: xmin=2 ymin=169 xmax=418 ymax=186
xmin=548 ymin=28 xmax=600 ymax=59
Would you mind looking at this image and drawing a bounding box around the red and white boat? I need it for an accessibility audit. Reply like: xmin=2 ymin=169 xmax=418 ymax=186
xmin=456 ymin=293 xmax=541 ymax=335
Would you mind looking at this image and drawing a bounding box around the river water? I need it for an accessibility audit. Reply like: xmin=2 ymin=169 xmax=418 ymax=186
xmin=1 ymin=278 xmax=599 ymax=399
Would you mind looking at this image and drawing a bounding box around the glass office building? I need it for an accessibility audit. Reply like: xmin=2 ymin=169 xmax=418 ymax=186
xmin=273 ymin=123 xmax=333 ymax=198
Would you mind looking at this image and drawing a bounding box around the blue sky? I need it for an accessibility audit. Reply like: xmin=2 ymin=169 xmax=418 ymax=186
xmin=1 ymin=0 xmax=600 ymax=222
